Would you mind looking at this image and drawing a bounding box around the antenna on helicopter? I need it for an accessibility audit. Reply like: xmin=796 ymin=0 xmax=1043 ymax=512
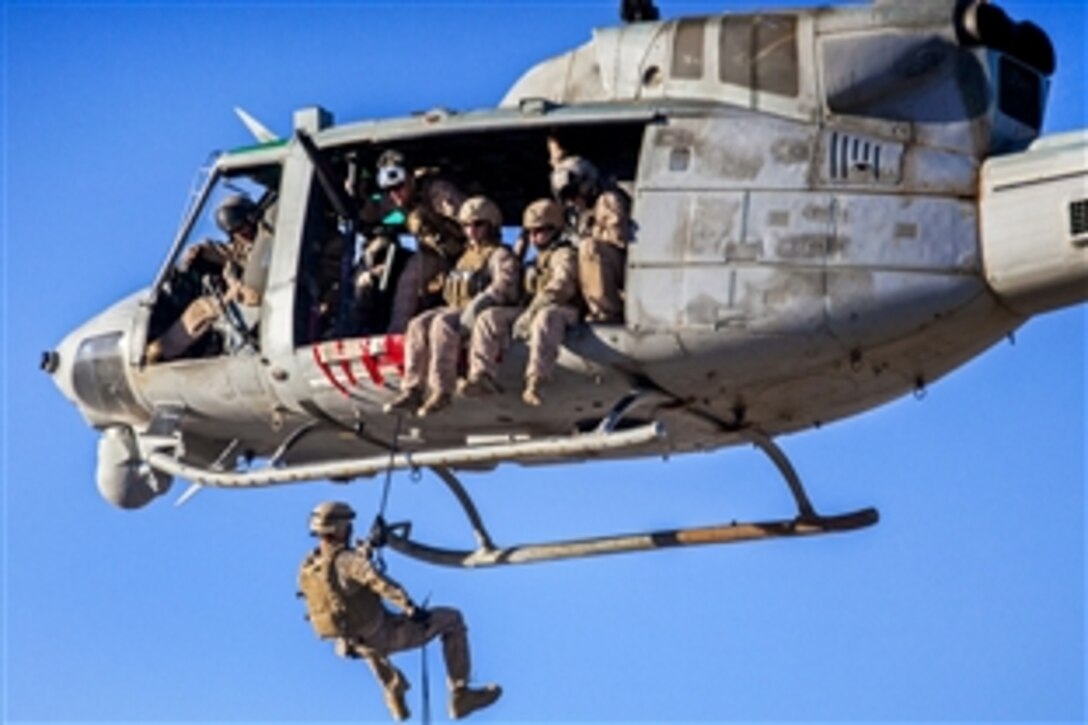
xmin=621 ymin=0 xmax=659 ymax=23
xmin=234 ymin=107 xmax=279 ymax=143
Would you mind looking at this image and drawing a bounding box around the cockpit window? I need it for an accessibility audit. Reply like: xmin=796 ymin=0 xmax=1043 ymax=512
xmin=179 ymin=168 xmax=279 ymax=254
xmin=718 ymin=14 xmax=799 ymax=98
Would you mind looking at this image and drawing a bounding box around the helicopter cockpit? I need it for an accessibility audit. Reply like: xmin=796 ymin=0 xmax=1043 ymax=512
xmin=146 ymin=161 xmax=282 ymax=364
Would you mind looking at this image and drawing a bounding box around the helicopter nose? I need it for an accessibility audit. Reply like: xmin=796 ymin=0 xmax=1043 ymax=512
xmin=44 ymin=291 xmax=151 ymax=426
xmin=40 ymin=349 xmax=60 ymax=373
xmin=42 ymin=325 xmax=84 ymax=407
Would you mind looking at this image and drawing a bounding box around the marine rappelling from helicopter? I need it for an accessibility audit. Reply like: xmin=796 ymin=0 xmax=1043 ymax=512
xmin=43 ymin=0 xmax=1086 ymax=571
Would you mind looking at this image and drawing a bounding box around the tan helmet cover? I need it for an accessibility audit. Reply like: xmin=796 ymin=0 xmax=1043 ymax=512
xmin=523 ymin=199 xmax=564 ymax=229
xmin=309 ymin=501 xmax=356 ymax=536
xmin=458 ymin=196 xmax=503 ymax=228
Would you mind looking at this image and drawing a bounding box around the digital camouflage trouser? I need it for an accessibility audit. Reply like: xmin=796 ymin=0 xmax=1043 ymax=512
xmin=351 ymin=607 xmax=472 ymax=689
xmin=402 ymin=308 xmax=463 ymax=395
xmin=468 ymin=305 xmax=578 ymax=383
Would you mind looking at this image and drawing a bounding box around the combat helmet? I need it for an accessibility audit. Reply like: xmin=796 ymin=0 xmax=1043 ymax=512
xmin=458 ymin=196 xmax=503 ymax=229
xmin=309 ymin=501 xmax=356 ymax=537
xmin=523 ymin=199 xmax=564 ymax=230
xmin=550 ymin=156 xmax=600 ymax=202
xmin=215 ymin=194 xmax=257 ymax=234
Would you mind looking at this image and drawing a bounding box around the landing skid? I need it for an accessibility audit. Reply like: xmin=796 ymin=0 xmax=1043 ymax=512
xmin=385 ymin=508 xmax=878 ymax=567
xmin=383 ymin=422 xmax=879 ymax=568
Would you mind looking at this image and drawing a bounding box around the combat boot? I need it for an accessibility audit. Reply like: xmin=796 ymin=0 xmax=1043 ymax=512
xmin=383 ymin=673 xmax=411 ymax=722
xmin=417 ymin=391 xmax=451 ymax=417
xmin=457 ymin=373 xmax=501 ymax=398
xmin=449 ymin=683 xmax=502 ymax=719
xmin=522 ymin=376 xmax=543 ymax=407
xmin=384 ymin=386 xmax=423 ymax=414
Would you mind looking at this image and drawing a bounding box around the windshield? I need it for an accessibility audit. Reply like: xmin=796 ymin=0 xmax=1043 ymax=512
xmin=152 ymin=162 xmax=282 ymax=292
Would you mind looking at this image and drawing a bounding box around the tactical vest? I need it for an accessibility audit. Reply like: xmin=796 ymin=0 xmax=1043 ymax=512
xmin=297 ymin=547 xmax=374 ymax=640
xmin=524 ymin=240 xmax=573 ymax=297
xmin=443 ymin=244 xmax=497 ymax=310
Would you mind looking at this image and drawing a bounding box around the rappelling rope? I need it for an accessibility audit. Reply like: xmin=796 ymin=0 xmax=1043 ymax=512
xmin=369 ymin=414 xmax=403 ymax=574
xmin=421 ymin=637 xmax=432 ymax=725
xmin=378 ymin=413 xmax=403 ymax=519
xmin=372 ymin=414 xmax=432 ymax=722
xmin=417 ymin=592 xmax=434 ymax=725
xmin=369 ymin=415 xmax=433 ymax=718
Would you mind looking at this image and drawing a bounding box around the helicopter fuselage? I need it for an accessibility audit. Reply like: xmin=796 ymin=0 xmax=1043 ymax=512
xmin=45 ymin=0 xmax=1087 ymax=509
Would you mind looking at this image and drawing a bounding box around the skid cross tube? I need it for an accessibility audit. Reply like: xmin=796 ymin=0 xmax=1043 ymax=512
xmin=384 ymin=426 xmax=879 ymax=568
xmin=430 ymin=466 xmax=496 ymax=551
xmin=739 ymin=429 xmax=817 ymax=519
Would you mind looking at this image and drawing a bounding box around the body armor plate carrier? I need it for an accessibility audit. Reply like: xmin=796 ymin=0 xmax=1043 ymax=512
xmin=443 ymin=244 xmax=497 ymax=309
xmin=298 ymin=548 xmax=371 ymax=639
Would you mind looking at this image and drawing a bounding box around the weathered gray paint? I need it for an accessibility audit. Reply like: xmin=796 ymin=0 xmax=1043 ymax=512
xmin=43 ymin=1 xmax=1086 ymax=505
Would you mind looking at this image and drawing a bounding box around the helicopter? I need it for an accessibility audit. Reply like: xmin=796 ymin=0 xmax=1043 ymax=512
xmin=42 ymin=0 xmax=1087 ymax=569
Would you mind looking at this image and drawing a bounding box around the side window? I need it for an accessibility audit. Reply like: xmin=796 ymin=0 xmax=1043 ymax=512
xmin=671 ymin=18 xmax=706 ymax=80
xmin=719 ymin=14 xmax=799 ymax=97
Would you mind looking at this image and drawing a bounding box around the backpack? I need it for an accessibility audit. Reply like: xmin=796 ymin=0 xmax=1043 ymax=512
xmin=297 ymin=548 xmax=348 ymax=639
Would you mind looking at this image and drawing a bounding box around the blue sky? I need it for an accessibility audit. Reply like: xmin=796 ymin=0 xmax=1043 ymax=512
xmin=2 ymin=1 xmax=1085 ymax=722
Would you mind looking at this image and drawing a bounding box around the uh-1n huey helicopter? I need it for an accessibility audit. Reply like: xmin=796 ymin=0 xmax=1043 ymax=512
xmin=43 ymin=0 xmax=1086 ymax=568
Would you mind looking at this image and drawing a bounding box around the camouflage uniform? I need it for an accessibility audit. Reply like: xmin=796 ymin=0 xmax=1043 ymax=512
xmin=300 ymin=501 xmax=500 ymax=721
xmin=467 ymin=241 xmax=579 ymax=393
xmin=401 ymin=243 xmax=520 ymax=402
xmin=577 ymin=189 xmax=630 ymax=323
xmin=335 ymin=546 xmax=470 ymax=685
xmin=299 ymin=543 xmax=476 ymax=720
xmin=363 ymin=175 xmax=466 ymax=333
